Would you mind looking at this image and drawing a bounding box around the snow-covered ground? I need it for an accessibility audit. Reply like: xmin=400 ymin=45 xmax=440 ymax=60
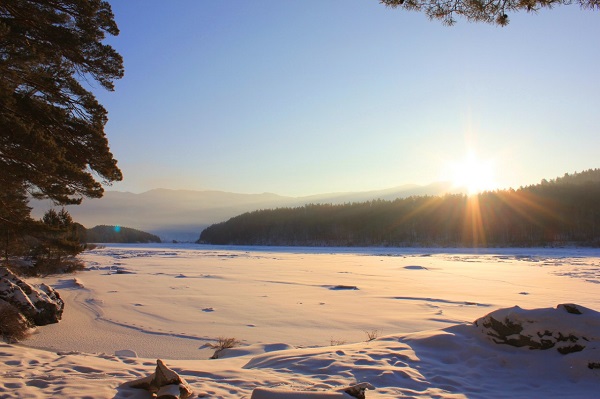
xmin=3 ymin=244 xmax=600 ymax=398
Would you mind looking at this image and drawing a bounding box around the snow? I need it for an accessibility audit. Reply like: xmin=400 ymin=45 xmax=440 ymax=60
xmin=2 ymin=244 xmax=600 ymax=398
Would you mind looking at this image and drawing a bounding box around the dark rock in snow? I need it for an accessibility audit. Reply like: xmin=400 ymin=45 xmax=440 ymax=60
xmin=0 ymin=267 xmax=64 ymax=325
xmin=474 ymin=303 xmax=599 ymax=356
xmin=561 ymin=303 xmax=583 ymax=315
xmin=329 ymin=285 xmax=359 ymax=291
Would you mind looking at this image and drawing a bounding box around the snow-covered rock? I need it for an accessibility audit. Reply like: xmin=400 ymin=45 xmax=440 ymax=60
xmin=474 ymin=303 xmax=600 ymax=355
xmin=127 ymin=359 xmax=193 ymax=399
xmin=0 ymin=267 xmax=64 ymax=325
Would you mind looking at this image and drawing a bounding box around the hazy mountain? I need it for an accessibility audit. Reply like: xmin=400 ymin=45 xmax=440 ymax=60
xmin=31 ymin=182 xmax=463 ymax=242
xmin=298 ymin=182 xmax=463 ymax=204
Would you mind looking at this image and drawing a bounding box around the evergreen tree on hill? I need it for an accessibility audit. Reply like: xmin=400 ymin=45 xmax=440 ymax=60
xmin=199 ymin=169 xmax=600 ymax=247
xmin=85 ymin=225 xmax=161 ymax=244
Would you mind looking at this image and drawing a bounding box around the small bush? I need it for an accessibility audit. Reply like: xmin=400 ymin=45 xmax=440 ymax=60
xmin=330 ymin=338 xmax=347 ymax=346
xmin=61 ymin=257 xmax=85 ymax=273
xmin=207 ymin=337 xmax=241 ymax=359
xmin=0 ymin=301 xmax=32 ymax=342
xmin=2 ymin=258 xmax=35 ymax=277
xmin=364 ymin=329 xmax=380 ymax=342
xmin=29 ymin=256 xmax=84 ymax=276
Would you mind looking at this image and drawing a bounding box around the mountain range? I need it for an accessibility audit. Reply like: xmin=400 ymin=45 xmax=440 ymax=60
xmin=31 ymin=182 xmax=464 ymax=242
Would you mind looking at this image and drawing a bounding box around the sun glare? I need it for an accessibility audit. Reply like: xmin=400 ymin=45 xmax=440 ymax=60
xmin=448 ymin=152 xmax=496 ymax=195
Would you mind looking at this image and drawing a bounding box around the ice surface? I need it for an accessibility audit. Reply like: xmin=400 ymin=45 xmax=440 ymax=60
xmin=3 ymin=244 xmax=599 ymax=398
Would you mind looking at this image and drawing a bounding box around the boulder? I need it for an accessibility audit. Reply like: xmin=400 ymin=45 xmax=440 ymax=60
xmin=0 ymin=267 xmax=64 ymax=325
xmin=128 ymin=359 xmax=193 ymax=399
xmin=474 ymin=303 xmax=600 ymax=355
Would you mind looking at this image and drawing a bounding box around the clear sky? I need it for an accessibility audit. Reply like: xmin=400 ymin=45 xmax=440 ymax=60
xmin=97 ymin=0 xmax=599 ymax=197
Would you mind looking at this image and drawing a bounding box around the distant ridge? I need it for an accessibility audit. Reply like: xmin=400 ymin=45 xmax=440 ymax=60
xmin=199 ymin=169 xmax=600 ymax=247
xmin=299 ymin=182 xmax=462 ymax=204
xmin=31 ymin=182 xmax=464 ymax=242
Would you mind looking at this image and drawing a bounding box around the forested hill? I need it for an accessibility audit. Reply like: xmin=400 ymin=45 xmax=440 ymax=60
xmin=85 ymin=225 xmax=161 ymax=243
xmin=198 ymin=169 xmax=600 ymax=248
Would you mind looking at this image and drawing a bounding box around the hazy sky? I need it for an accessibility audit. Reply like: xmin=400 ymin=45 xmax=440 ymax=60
xmin=97 ymin=1 xmax=599 ymax=196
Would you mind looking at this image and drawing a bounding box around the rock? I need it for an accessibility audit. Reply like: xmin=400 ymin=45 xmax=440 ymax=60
xmin=343 ymin=382 xmax=375 ymax=399
xmin=474 ymin=303 xmax=600 ymax=355
xmin=128 ymin=359 xmax=193 ymax=399
xmin=157 ymin=384 xmax=183 ymax=399
xmin=0 ymin=267 xmax=64 ymax=326
xmin=250 ymin=382 xmax=375 ymax=399
xmin=561 ymin=303 xmax=583 ymax=314
xmin=329 ymin=285 xmax=359 ymax=291
xmin=250 ymin=389 xmax=349 ymax=398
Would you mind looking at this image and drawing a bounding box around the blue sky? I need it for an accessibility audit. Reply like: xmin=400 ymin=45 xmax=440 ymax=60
xmin=97 ymin=1 xmax=600 ymax=196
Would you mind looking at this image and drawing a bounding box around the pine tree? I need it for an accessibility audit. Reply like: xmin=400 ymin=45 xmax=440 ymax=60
xmin=0 ymin=0 xmax=123 ymax=206
xmin=33 ymin=208 xmax=84 ymax=275
xmin=0 ymin=180 xmax=33 ymax=263
xmin=0 ymin=0 xmax=123 ymax=259
xmin=381 ymin=0 xmax=600 ymax=25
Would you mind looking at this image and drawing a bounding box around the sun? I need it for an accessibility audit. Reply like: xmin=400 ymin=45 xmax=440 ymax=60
xmin=448 ymin=152 xmax=496 ymax=195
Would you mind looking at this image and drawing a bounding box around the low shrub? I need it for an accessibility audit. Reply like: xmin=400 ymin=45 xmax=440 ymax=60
xmin=28 ymin=256 xmax=85 ymax=276
xmin=207 ymin=337 xmax=241 ymax=359
xmin=364 ymin=329 xmax=381 ymax=341
xmin=0 ymin=300 xmax=32 ymax=342
xmin=330 ymin=338 xmax=347 ymax=346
